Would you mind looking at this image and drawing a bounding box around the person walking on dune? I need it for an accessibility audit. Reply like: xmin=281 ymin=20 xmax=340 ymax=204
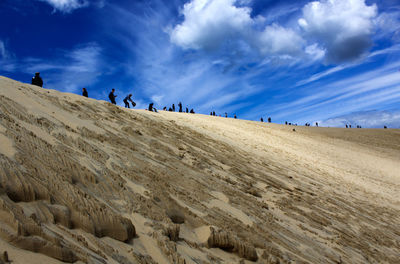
xmin=82 ymin=88 xmax=88 ymax=97
xmin=109 ymin=89 xmax=117 ymax=105
xmin=31 ymin=72 xmax=43 ymax=87
xmin=123 ymin=94 xmax=136 ymax=108
xmin=178 ymin=102 xmax=183 ymax=112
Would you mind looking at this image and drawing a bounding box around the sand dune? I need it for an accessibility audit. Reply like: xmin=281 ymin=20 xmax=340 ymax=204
xmin=0 ymin=76 xmax=399 ymax=263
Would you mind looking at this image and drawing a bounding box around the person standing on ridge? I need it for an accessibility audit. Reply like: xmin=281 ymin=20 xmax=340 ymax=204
xmin=109 ymin=89 xmax=117 ymax=105
xmin=178 ymin=102 xmax=183 ymax=112
xmin=172 ymin=104 xmax=175 ymax=111
xmin=82 ymin=88 xmax=88 ymax=97
xmin=268 ymin=117 xmax=271 ymax=123
xmin=261 ymin=117 xmax=263 ymax=122
xmin=31 ymin=72 xmax=43 ymax=87
xmin=123 ymin=94 xmax=136 ymax=108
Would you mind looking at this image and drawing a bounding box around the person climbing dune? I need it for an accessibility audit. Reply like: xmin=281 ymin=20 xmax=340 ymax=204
xmin=109 ymin=89 xmax=117 ymax=105
xmin=123 ymin=94 xmax=136 ymax=108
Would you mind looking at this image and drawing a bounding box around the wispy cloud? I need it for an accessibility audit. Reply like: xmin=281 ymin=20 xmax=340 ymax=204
xmin=243 ymin=59 xmax=400 ymax=123
xmin=0 ymin=40 xmax=7 ymax=59
xmin=296 ymin=44 xmax=400 ymax=87
xmin=21 ymin=43 xmax=104 ymax=93
xmin=37 ymin=0 xmax=89 ymax=13
xmin=320 ymin=110 xmax=400 ymax=128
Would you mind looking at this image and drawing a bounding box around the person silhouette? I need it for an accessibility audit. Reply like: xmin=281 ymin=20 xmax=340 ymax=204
xmin=178 ymin=102 xmax=183 ymax=112
xmin=123 ymin=94 xmax=135 ymax=108
xmin=82 ymin=88 xmax=88 ymax=97
xmin=109 ymin=89 xmax=117 ymax=104
xmin=31 ymin=72 xmax=43 ymax=87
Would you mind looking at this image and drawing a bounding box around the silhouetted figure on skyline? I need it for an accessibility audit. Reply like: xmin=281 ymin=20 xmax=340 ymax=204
xmin=31 ymin=72 xmax=43 ymax=87
xmin=186 ymin=107 xmax=189 ymax=113
xmin=384 ymin=126 xmax=387 ymax=129
xmin=178 ymin=102 xmax=182 ymax=112
xmin=210 ymin=112 xmax=213 ymax=115
xmin=163 ymin=106 xmax=167 ymax=111
xmin=213 ymin=111 xmax=216 ymax=116
xmin=172 ymin=104 xmax=175 ymax=111
xmin=268 ymin=117 xmax=271 ymax=123
xmin=123 ymin=94 xmax=135 ymax=108
xmin=82 ymin=88 xmax=88 ymax=97
xmin=168 ymin=107 xmax=172 ymax=111
xmin=225 ymin=112 xmax=227 ymax=118
xmin=261 ymin=117 xmax=263 ymax=122
xmin=148 ymin=103 xmax=157 ymax=112
xmin=190 ymin=109 xmax=195 ymax=114
xmin=315 ymin=122 xmax=319 ymax=127
xmin=109 ymin=89 xmax=117 ymax=105
xmin=285 ymin=121 xmax=288 ymax=125
xmin=346 ymin=124 xmax=348 ymax=128
xmin=234 ymin=114 xmax=237 ymax=119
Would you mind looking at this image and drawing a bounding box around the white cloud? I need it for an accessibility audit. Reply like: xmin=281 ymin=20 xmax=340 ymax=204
xmin=170 ymin=0 xmax=304 ymax=59
xmin=38 ymin=0 xmax=89 ymax=13
xmin=296 ymin=44 xmax=400 ymax=86
xmin=171 ymin=0 xmax=381 ymax=64
xmin=258 ymin=24 xmax=304 ymax=57
xmin=320 ymin=110 xmax=400 ymax=128
xmin=298 ymin=0 xmax=377 ymax=63
xmin=170 ymin=0 xmax=254 ymax=50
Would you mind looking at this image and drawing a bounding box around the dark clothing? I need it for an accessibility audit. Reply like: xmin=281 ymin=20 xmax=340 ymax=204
xmin=148 ymin=103 xmax=154 ymax=111
xmin=109 ymin=91 xmax=117 ymax=104
xmin=124 ymin=99 xmax=130 ymax=108
xmin=178 ymin=102 xmax=182 ymax=112
xmin=82 ymin=90 xmax=88 ymax=97
xmin=190 ymin=109 xmax=194 ymax=114
xmin=31 ymin=76 xmax=43 ymax=87
xmin=172 ymin=104 xmax=175 ymax=111
xmin=268 ymin=117 xmax=271 ymax=123
xmin=261 ymin=118 xmax=263 ymax=122
xmin=186 ymin=108 xmax=188 ymax=113
xmin=123 ymin=95 xmax=135 ymax=108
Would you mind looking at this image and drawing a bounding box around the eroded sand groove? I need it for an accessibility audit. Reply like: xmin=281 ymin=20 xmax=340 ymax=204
xmin=0 ymin=76 xmax=399 ymax=263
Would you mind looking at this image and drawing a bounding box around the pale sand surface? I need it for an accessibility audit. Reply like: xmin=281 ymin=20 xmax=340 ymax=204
xmin=0 ymin=76 xmax=399 ymax=263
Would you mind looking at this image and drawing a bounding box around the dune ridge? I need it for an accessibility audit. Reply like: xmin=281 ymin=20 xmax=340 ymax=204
xmin=0 ymin=76 xmax=399 ymax=263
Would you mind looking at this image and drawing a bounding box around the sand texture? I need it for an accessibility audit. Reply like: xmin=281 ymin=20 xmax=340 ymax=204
xmin=0 ymin=76 xmax=399 ymax=263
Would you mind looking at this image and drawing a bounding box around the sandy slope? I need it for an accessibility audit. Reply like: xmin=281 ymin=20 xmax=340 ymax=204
xmin=0 ymin=76 xmax=399 ymax=264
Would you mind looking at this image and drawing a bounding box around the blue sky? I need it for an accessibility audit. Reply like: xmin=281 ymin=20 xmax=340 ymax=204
xmin=1 ymin=0 xmax=400 ymax=127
